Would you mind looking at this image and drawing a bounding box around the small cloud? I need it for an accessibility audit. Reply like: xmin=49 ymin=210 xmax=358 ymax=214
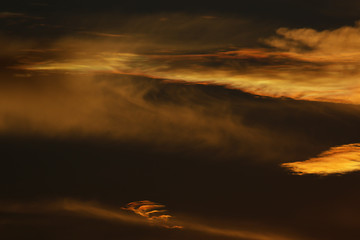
xmin=281 ymin=143 xmax=360 ymax=175
xmin=122 ymin=200 xmax=183 ymax=229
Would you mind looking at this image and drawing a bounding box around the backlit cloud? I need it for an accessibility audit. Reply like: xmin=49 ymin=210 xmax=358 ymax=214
xmin=10 ymin=20 xmax=360 ymax=104
xmin=281 ymin=143 xmax=360 ymax=175
xmin=122 ymin=200 xmax=183 ymax=228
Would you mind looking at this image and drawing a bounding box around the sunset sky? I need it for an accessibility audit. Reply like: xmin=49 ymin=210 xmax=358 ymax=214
xmin=1 ymin=1 xmax=360 ymax=240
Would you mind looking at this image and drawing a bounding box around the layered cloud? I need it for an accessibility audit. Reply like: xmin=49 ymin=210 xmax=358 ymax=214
xmin=282 ymin=143 xmax=360 ymax=175
xmin=1 ymin=13 xmax=360 ymax=169
xmin=5 ymin=20 xmax=359 ymax=104
xmin=0 ymin=72 xmax=275 ymax=158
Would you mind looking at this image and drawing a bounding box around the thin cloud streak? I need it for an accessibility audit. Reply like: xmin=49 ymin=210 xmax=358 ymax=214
xmin=282 ymin=143 xmax=360 ymax=175
xmin=0 ymin=199 xmax=149 ymax=225
xmin=0 ymin=11 xmax=43 ymax=20
xmin=0 ymin=12 xmax=25 ymax=18
xmin=0 ymin=199 xmax=300 ymax=240
xmin=79 ymin=31 xmax=128 ymax=38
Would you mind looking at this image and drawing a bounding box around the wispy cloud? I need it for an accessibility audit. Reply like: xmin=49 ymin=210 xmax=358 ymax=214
xmin=0 ymin=12 xmax=25 ymax=18
xmin=122 ymin=200 xmax=183 ymax=229
xmin=0 ymin=71 xmax=277 ymax=159
xmin=0 ymin=199 xmax=148 ymax=225
xmin=281 ymin=143 xmax=360 ymax=175
xmin=11 ymin=21 xmax=360 ymax=104
xmin=79 ymin=31 xmax=128 ymax=38
xmin=0 ymin=199 xmax=300 ymax=240
xmin=0 ymin=11 xmax=42 ymax=20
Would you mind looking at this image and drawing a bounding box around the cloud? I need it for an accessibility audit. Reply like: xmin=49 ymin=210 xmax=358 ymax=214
xmin=184 ymin=222 xmax=297 ymax=240
xmin=78 ymin=31 xmax=128 ymax=38
xmin=281 ymin=143 xmax=360 ymax=175
xmin=0 ymin=34 xmax=34 ymax=57
xmin=0 ymin=11 xmax=42 ymax=20
xmin=0 ymin=72 xmax=277 ymax=160
xmin=0 ymin=199 xmax=149 ymax=225
xmin=122 ymin=200 xmax=183 ymax=229
xmin=0 ymin=199 xmax=300 ymax=240
xmin=8 ymin=20 xmax=360 ymax=104
xmin=1 ymin=15 xmax=360 ymax=163
xmin=0 ymin=12 xmax=26 ymax=19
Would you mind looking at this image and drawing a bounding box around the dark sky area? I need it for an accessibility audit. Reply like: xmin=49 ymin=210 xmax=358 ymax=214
xmin=1 ymin=1 xmax=360 ymax=240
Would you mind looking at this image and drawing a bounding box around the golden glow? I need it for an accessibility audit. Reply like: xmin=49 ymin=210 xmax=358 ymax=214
xmin=0 ymin=73 xmax=271 ymax=154
xmin=15 ymin=22 xmax=360 ymax=104
xmin=0 ymin=199 xmax=298 ymax=240
xmin=122 ymin=200 xmax=183 ymax=229
xmin=0 ymin=199 xmax=148 ymax=225
xmin=0 ymin=12 xmax=25 ymax=18
xmin=18 ymin=49 xmax=360 ymax=104
xmin=282 ymin=143 xmax=360 ymax=175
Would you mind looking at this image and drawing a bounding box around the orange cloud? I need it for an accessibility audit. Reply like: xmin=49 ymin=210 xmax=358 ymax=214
xmin=265 ymin=21 xmax=360 ymax=54
xmin=281 ymin=143 xmax=360 ymax=175
xmin=0 ymin=199 xmax=149 ymax=226
xmin=0 ymin=199 xmax=299 ymax=240
xmin=122 ymin=200 xmax=183 ymax=229
xmin=13 ymin=21 xmax=360 ymax=104
xmin=0 ymin=71 xmax=278 ymax=159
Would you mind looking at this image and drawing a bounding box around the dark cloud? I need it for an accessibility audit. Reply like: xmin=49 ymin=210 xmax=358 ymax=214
xmin=1 ymin=72 xmax=360 ymax=239
xmin=1 ymin=1 xmax=360 ymax=240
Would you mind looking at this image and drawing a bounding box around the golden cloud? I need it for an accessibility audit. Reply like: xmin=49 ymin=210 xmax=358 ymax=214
xmin=0 ymin=70 xmax=281 ymax=159
xmin=11 ymin=21 xmax=360 ymax=104
xmin=1 ymin=16 xmax=360 ymax=163
xmin=122 ymin=200 xmax=183 ymax=229
xmin=265 ymin=21 xmax=360 ymax=54
xmin=281 ymin=143 xmax=360 ymax=175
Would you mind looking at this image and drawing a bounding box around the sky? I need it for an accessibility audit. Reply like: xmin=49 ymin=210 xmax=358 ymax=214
xmin=1 ymin=1 xmax=360 ymax=240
